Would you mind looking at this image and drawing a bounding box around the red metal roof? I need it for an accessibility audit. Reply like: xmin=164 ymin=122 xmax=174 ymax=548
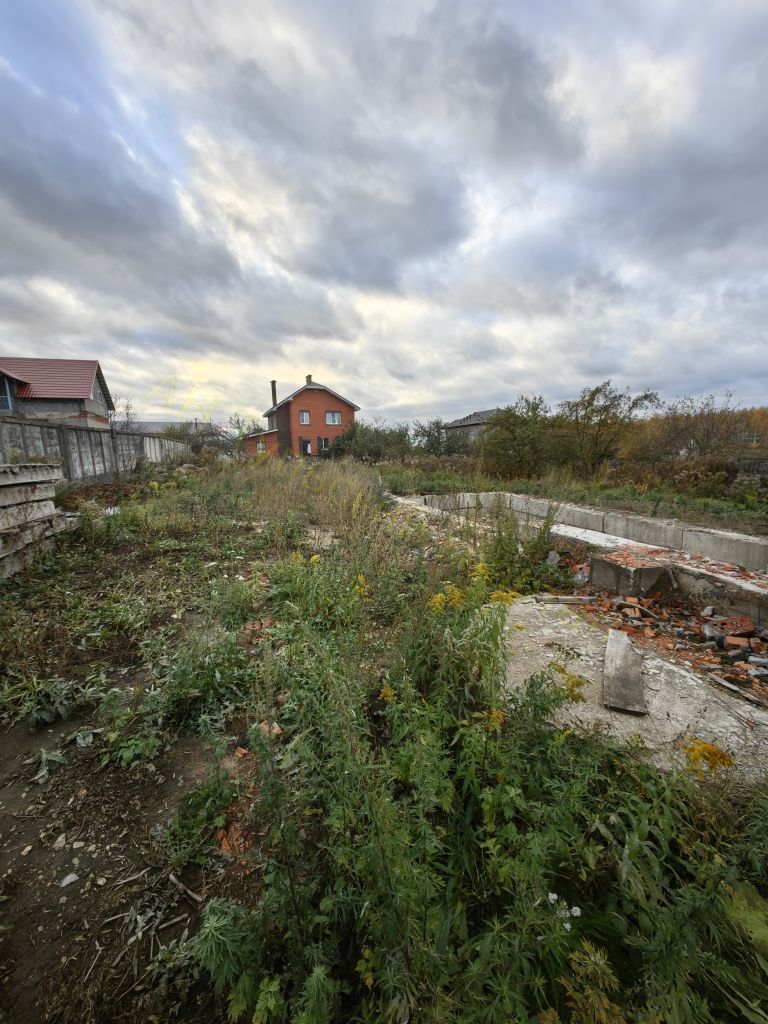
xmin=0 ymin=357 xmax=114 ymax=408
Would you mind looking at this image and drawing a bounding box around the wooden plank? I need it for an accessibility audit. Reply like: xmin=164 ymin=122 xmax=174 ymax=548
xmin=603 ymin=629 xmax=648 ymax=715
xmin=0 ymin=482 xmax=56 ymax=507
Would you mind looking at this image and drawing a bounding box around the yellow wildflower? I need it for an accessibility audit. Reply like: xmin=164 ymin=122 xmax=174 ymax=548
xmin=471 ymin=562 xmax=491 ymax=583
xmin=309 ymin=554 xmax=320 ymax=564
xmin=354 ymin=573 xmax=369 ymax=597
xmin=428 ymin=592 xmax=446 ymax=612
xmin=489 ymin=590 xmax=520 ymax=605
xmin=486 ymin=708 xmax=506 ymax=733
xmin=683 ymin=738 xmax=734 ymax=778
xmin=445 ymin=583 xmax=464 ymax=608
xmin=378 ymin=684 xmax=397 ymax=703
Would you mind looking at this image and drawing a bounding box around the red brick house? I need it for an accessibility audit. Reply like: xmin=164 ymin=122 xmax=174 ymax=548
xmin=244 ymin=375 xmax=359 ymax=457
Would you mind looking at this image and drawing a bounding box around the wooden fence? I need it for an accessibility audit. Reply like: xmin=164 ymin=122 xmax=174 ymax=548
xmin=0 ymin=415 xmax=189 ymax=482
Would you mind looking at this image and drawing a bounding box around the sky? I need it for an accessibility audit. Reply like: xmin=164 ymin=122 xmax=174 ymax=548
xmin=0 ymin=0 xmax=767 ymax=425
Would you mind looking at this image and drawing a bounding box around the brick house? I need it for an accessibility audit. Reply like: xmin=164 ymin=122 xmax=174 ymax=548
xmin=0 ymin=357 xmax=115 ymax=428
xmin=244 ymin=375 xmax=359 ymax=457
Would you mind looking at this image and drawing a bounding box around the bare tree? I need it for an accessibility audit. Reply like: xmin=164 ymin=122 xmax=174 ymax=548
xmin=110 ymin=396 xmax=138 ymax=431
xmin=653 ymin=392 xmax=748 ymax=458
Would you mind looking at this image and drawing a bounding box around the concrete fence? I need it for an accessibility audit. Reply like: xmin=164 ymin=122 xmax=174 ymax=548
xmin=0 ymin=463 xmax=69 ymax=578
xmin=0 ymin=414 xmax=189 ymax=482
xmin=420 ymin=491 xmax=768 ymax=572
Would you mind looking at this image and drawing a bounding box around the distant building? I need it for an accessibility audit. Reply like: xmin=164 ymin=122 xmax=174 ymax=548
xmin=444 ymin=408 xmax=501 ymax=445
xmin=0 ymin=357 xmax=114 ymax=428
xmin=244 ymin=374 xmax=359 ymax=457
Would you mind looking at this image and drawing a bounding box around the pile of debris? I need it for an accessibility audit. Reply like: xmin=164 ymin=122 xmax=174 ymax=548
xmin=577 ymin=593 xmax=768 ymax=708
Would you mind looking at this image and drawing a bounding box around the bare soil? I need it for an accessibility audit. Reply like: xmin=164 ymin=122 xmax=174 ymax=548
xmin=0 ymin=719 xmax=221 ymax=1023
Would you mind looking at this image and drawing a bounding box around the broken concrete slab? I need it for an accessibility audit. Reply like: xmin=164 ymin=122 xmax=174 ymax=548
xmin=603 ymin=629 xmax=648 ymax=715
xmin=504 ymin=599 xmax=768 ymax=777
xmin=590 ymin=555 xmax=671 ymax=597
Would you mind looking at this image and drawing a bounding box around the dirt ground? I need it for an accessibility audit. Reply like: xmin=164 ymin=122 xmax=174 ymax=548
xmin=0 ymin=718 xmax=220 ymax=1023
xmin=505 ymin=598 xmax=768 ymax=777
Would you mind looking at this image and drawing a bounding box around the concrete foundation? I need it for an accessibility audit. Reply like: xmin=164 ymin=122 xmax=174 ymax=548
xmin=421 ymin=490 xmax=768 ymax=573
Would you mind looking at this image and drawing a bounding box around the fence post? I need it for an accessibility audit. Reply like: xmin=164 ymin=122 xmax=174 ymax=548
xmin=58 ymin=424 xmax=76 ymax=482
xmin=110 ymin=425 xmax=121 ymax=479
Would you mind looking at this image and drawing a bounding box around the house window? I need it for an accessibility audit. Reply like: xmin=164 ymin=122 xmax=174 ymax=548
xmin=256 ymin=439 xmax=266 ymax=453
xmin=319 ymin=437 xmax=330 ymax=451
xmin=299 ymin=410 xmax=310 ymax=425
xmin=0 ymin=376 xmax=13 ymax=410
xmin=325 ymin=411 xmax=342 ymax=425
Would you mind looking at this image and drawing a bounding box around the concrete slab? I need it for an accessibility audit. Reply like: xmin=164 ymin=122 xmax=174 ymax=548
xmin=558 ymin=504 xmax=605 ymax=532
xmin=603 ymin=629 xmax=647 ymax=714
xmin=682 ymin=526 xmax=768 ymax=573
xmin=0 ymin=463 xmax=62 ymax=485
xmin=0 ymin=500 xmax=57 ymax=531
xmin=505 ymin=599 xmax=768 ymax=777
xmin=603 ymin=512 xmax=684 ymax=550
xmin=0 ymin=482 xmax=56 ymax=508
xmin=590 ymin=555 xmax=672 ymax=597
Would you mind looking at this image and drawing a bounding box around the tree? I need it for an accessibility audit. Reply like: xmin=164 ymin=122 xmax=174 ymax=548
xmin=480 ymin=395 xmax=553 ymax=477
xmin=110 ymin=396 xmax=138 ymax=431
xmin=558 ymin=381 xmax=659 ymax=478
xmin=334 ymin=419 xmax=411 ymax=462
xmin=411 ymin=418 xmax=467 ymax=457
xmin=651 ymin=392 xmax=749 ymax=459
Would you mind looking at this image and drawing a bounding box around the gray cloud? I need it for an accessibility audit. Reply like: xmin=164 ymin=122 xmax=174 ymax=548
xmin=1 ymin=0 xmax=767 ymax=420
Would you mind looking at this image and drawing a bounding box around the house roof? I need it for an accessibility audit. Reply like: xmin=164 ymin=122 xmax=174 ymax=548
xmin=245 ymin=428 xmax=278 ymax=438
xmin=445 ymin=408 xmax=500 ymax=429
xmin=264 ymin=380 xmax=360 ymax=417
xmin=0 ymin=357 xmax=115 ymax=410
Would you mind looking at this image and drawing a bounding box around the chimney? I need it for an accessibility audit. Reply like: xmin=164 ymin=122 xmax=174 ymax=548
xmin=306 ymin=374 xmax=312 ymax=385
xmin=270 ymin=379 xmax=277 ymax=406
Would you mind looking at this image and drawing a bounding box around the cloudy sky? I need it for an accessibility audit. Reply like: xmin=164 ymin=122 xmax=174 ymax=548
xmin=1 ymin=0 xmax=766 ymax=423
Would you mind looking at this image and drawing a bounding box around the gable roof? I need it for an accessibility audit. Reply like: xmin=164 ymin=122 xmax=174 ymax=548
xmin=445 ymin=408 xmax=500 ymax=429
xmin=264 ymin=380 xmax=360 ymax=417
xmin=0 ymin=357 xmax=115 ymax=410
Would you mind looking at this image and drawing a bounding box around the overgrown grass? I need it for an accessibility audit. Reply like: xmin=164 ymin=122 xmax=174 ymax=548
xmin=176 ymin=503 xmax=768 ymax=1023
xmin=3 ymin=460 xmax=767 ymax=1022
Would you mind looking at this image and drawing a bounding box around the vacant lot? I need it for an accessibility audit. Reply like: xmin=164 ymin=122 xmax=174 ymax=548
xmin=1 ymin=461 xmax=767 ymax=1023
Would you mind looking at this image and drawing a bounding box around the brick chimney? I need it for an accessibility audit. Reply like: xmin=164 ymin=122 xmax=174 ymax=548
xmin=306 ymin=374 xmax=313 ymax=385
xmin=270 ymin=380 xmax=277 ymax=405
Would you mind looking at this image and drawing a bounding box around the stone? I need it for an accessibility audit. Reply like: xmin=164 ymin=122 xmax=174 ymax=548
xmin=60 ymin=872 xmax=79 ymax=887
xmin=603 ymin=629 xmax=647 ymax=715
xmin=52 ymin=833 xmax=66 ymax=851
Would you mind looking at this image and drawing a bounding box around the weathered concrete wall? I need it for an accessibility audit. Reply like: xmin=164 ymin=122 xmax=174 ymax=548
xmin=421 ymin=491 xmax=768 ymax=572
xmin=0 ymin=463 xmax=69 ymax=578
xmin=0 ymin=414 xmax=190 ymax=482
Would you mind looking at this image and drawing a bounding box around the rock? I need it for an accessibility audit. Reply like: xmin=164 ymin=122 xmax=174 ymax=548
xmin=60 ymin=872 xmax=79 ymax=887
xmin=603 ymin=629 xmax=647 ymax=715
xmin=72 ymin=841 xmax=85 ymax=849
xmin=546 ymin=551 xmax=561 ymax=566
xmin=21 ymin=845 xmax=32 ymax=857
xmin=96 ymin=877 xmax=107 ymax=886
xmin=702 ymin=606 xmax=715 ymax=617
xmin=52 ymin=833 xmax=66 ymax=851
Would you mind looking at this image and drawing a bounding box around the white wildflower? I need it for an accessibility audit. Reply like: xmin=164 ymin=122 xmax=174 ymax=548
xmin=547 ymin=892 xmax=558 ymax=904
xmin=570 ymin=907 xmax=581 ymax=917
xmin=563 ymin=922 xmax=571 ymax=932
